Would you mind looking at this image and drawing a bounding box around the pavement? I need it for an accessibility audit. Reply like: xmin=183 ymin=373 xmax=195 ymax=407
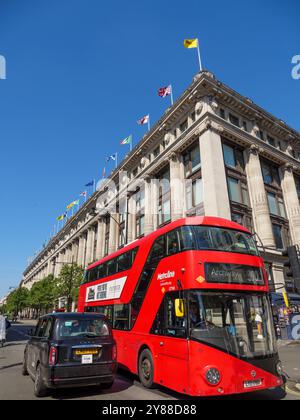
xmin=0 ymin=320 xmax=300 ymax=400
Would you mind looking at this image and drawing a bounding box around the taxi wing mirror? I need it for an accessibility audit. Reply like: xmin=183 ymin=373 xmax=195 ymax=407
xmin=175 ymin=299 xmax=185 ymax=318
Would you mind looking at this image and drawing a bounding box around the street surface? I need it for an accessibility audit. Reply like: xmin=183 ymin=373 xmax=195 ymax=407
xmin=1 ymin=321 xmax=299 ymax=400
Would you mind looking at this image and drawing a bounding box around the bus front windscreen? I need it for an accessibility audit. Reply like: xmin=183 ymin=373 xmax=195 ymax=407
xmin=189 ymin=291 xmax=277 ymax=359
xmin=193 ymin=226 xmax=259 ymax=256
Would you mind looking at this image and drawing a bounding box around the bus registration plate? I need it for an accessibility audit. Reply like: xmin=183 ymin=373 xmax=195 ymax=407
xmin=244 ymin=379 xmax=262 ymax=389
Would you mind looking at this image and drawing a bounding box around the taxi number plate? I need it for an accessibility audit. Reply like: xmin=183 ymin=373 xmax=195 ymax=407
xmin=81 ymin=354 xmax=93 ymax=364
xmin=75 ymin=349 xmax=98 ymax=356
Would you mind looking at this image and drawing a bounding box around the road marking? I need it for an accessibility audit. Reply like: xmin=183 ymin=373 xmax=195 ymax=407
xmin=286 ymin=385 xmax=300 ymax=398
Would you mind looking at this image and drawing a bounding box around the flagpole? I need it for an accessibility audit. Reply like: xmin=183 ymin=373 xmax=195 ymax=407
xmin=93 ymin=179 xmax=96 ymax=193
xmin=170 ymin=86 xmax=174 ymax=106
xmin=130 ymin=136 xmax=133 ymax=152
xmin=197 ymin=40 xmax=203 ymax=72
xmin=115 ymin=153 xmax=118 ymax=168
xmin=148 ymin=116 xmax=150 ymax=132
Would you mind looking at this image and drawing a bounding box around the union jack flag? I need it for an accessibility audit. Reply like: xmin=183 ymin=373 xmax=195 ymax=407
xmin=158 ymin=85 xmax=172 ymax=98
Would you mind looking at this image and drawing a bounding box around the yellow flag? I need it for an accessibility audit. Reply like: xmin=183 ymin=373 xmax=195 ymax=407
xmin=184 ymin=38 xmax=198 ymax=49
xmin=67 ymin=202 xmax=75 ymax=210
xmin=57 ymin=214 xmax=65 ymax=221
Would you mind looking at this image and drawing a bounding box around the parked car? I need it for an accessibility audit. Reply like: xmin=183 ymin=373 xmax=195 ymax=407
xmin=22 ymin=312 xmax=117 ymax=397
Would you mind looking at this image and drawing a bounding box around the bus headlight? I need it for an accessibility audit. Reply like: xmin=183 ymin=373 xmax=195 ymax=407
xmin=276 ymin=361 xmax=283 ymax=376
xmin=205 ymin=368 xmax=221 ymax=386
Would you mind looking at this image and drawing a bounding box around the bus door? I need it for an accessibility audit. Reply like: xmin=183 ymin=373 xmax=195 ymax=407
xmin=151 ymin=292 xmax=189 ymax=393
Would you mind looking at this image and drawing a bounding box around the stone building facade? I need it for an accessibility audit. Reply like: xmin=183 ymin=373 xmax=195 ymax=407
xmin=21 ymin=71 xmax=300 ymax=295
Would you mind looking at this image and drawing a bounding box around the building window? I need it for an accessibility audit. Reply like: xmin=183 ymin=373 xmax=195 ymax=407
xmin=153 ymin=146 xmax=160 ymax=159
xmin=158 ymin=168 xmax=171 ymax=226
xmin=267 ymin=135 xmax=276 ymax=147
xmin=183 ymin=143 xmax=203 ymax=215
xmin=135 ymin=189 xmax=145 ymax=237
xmin=223 ymin=140 xmax=252 ymax=231
xmin=295 ymin=175 xmax=300 ymax=199
xmin=179 ymin=119 xmax=188 ymax=134
xmin=104 ymin=217 xmax=110 ymax=256
xmin=267 ymin=193 xmax=286 ymax=218
xmin=261 ymin=161 xmax=280 ymax=187
xmin=223 ymin=143 xmax=245 ymax=171
xmin=272 ymin=224 xmax=284 ymax=250
xmin=220 ymin=108 xmax=226 ymax=119
xmin=232 ymin=212 xmax=253 ymax=232
xmin=242 ymin=121 xmax=248 ymax=132
xmin=227 ymin=177 xmax=250 ymax=206
xmin=186 ymin=179 xmax=203 ymax=210
xmin=229 ymin=113 xmax=239 ymax=127
xmin=183 ymin=143 xmax=201 ymax=177
xmin=259 ymin=130 xmax=265 ymax=141
xmin=190 ymin=111 xmax=196 ymax=123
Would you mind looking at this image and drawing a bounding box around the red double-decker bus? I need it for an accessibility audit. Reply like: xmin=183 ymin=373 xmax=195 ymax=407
xmin=77 ymin=217 xmax=283 ymax=397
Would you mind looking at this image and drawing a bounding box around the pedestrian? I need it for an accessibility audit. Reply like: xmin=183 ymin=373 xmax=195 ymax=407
xmin=255 ymin=310 xmax=263 ymax=340
xmin=0 ymin=315 xmax=6 ymax=347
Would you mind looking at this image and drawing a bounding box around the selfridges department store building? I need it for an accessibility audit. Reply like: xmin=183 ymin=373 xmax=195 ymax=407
xmin=22 ymin=71 xmax=300 ymax=298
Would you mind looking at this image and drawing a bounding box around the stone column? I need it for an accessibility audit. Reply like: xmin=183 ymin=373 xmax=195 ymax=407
xmin=280 ymin=164 xmax=300 ymax=247
xmin=144 ymin=177 xmax=154 ymax=235
xmin=108 ymin=214 xmax=118 ymax=255
xmin=95 ymin=219 xmax=105 ymax=260
xmin=244 ymin=145 xmax=275 ymax=248
xmin=169 ymin=152 xmax=185 ymax=221
xmin=85 ymin=228 xmax=95 ymax=266
xmin=127 ymin=195 xmax=136 ymax=243
xmin=78 ymin=233 xmax=87 ymax=267
xmin=77 ymin=236 xmax=84 ymax=266
xmin=199 ymin=124 xmax=231 ymax=219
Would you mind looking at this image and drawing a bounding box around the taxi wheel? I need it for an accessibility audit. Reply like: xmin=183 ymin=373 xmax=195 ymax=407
xmin=138 ymin=349 xmax=155 ymax=389
xmin=34 ymin=364 xmax=48 ymax=398
xmin=22 ymin=352 xmax=29 ymax=376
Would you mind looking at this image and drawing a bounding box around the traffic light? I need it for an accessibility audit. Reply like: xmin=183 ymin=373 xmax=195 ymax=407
xmin=283 ymin=246 xmax=300 ymax=293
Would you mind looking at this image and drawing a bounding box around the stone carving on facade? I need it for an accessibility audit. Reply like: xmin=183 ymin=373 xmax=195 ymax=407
xmin=249 ymin=144 xmax=260 ymax=156
xmin=164 ymin=132 xmax=172 ymax=146
xmin=168 ymin=151 xmax=179 ymax=163
xmin=282 ymin=162 xmax=294 ymax=173
xmin=140 ymin=156 xmax=147 ymax=169
xmin=195 ymin=100 xmax=203 ymax=116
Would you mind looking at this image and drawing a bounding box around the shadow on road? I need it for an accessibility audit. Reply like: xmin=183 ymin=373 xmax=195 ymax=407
xmin=50 ymin=378 xmax=134 ymax=400
xmin=0 ymin=362 xmax=23 ymax=371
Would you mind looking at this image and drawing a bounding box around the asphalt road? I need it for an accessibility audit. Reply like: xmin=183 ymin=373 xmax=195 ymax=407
xmin=0 ymin=321 xmax=299 ymax=401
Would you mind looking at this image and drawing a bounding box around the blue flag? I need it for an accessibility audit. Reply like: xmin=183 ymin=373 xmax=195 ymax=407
xmin=106 ymin=154 xmax=117 ymax=163
xmin=85 ymin=181 xmax=94 ymax=187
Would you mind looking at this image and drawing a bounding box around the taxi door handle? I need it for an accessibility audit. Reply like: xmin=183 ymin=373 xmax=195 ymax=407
xmin=160 ymin=342 xmax=164 ymax=347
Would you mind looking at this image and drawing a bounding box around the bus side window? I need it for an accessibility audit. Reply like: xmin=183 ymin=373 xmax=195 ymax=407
xmin=148 ymin=235 xmax=166 ymax=263
xmin=167 ymin=230 xmax=180 ymax=256
xmin=150 ymin=292 xmax=187 ymax=338
xmin=113 ymin=304 xmax=130 ymax=330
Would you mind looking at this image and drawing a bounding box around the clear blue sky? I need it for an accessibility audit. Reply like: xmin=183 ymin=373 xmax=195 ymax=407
xmin=0 ymin=0 xmax=299 ymax=297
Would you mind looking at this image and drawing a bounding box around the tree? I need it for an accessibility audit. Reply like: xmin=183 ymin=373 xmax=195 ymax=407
xmin=55 ymin=263 xmax=84 ymax=312
xmin=6 ymin=287 xmax=29 ymax=317
xmin=27 ymin=275 xmax=56 ymax=316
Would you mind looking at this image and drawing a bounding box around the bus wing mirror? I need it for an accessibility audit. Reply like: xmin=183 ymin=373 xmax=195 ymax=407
xmin=175 ymin=299 xmax=185 ymax=318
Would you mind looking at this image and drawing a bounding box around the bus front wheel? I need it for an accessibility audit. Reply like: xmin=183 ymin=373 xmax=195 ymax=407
xmin=138 ymin=349 xmax=155 ymax=389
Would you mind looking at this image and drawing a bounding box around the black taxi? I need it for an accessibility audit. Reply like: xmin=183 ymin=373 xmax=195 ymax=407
xmin=22 ymin=313 xmax=117 ymax=397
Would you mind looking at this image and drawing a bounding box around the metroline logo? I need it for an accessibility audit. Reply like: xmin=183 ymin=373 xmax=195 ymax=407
xmin=157 ymin=271 xmax=175 ymax=281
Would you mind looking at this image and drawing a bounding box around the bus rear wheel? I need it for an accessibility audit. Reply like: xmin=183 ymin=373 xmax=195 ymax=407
xmin=138 ymin=349 xmax=155 ymax=389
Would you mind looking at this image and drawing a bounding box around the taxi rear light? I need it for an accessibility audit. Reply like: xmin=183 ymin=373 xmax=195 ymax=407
xmin=112 ymin=344 xmax=117 ymax=361
xmin=49 ymin=346 xmax=58 ymax=366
